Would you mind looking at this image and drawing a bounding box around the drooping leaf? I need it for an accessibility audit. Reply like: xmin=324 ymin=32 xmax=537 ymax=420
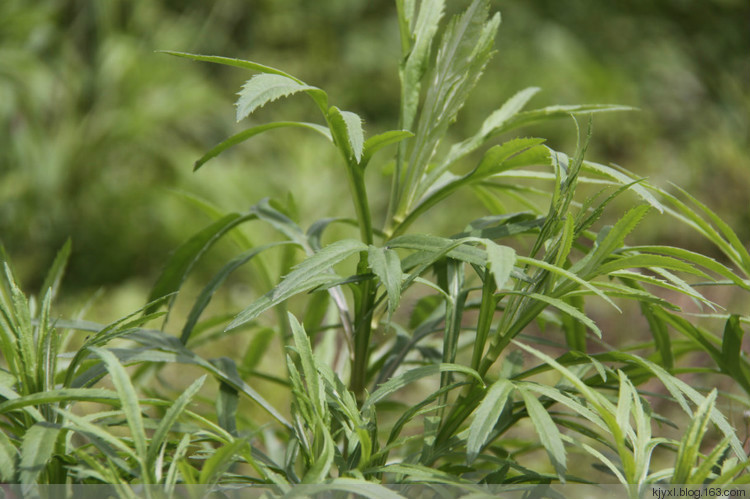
xmin=467 ymin=377 xmax=514 ymax=463
xmin=236 ymin=74 xmax=326 ymax=121
xmin=194 ymin=122 xmax=332 ymax=171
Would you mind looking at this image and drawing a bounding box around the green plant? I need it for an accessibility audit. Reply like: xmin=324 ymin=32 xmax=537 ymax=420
xmin=1 ymin=0 xmax=749 ymax=495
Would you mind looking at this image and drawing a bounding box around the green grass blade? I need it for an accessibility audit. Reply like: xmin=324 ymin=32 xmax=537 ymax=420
xmin=467 ymin=377 xmax=514 ymax=463
xmin=146 ymin=212 xmax=255 ymax=315
xmin=89 ymin=347 xmax=149 ymax=471
xmin=39 ymin=238 xmax=71 ymax=302
xmin=518 ymin=386 xmax=567 ymax=482
xmin=194 ymin=121 xmax=332 ymax=171
xmin=146 ymin=375 xmax=206 ymax=468
xmin=159 ymin=50 xmax=301 ymax=80
xmin=18 ymin=422 xmax=60 ymax=484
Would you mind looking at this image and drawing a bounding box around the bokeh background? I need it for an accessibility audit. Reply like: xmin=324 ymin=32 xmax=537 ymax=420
xmin=2 ymin=0 xmax=749 ymax=313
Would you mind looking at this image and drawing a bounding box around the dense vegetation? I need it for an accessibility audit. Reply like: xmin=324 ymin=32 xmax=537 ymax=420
xmin=1 ymin=0 xmax=749 ymax=496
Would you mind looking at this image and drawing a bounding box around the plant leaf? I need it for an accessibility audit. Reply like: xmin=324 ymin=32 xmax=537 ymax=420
xmin=19 ymin=422 xmax=60 ymax=484
xmin=0 ymin=430 xmax=17 ymax=482
xmin=363 ymin=363 xmax=483 ymax=412
xmin=147 ymin=212 xmax=255 ymax=315
xmin=368 ymin=246 xmax=403 ymax=319
xmin=236 ymin=74 xmax=326 ymax=121
xmin=89 ymin=347 xmax=148 ymax=465
xmin=194 ymin=122 xmax=332 ymax=171
xmin=361 ymin=130 xmax=413 ymax=167
xmin=484 ymin=241 xmax=515 ymax=290
xmin=673 ymin=389 xmax=717 ymax=484
xmin=467 ymin=377 xmax=514 ymax=463
xmin=519 ymin=386 xmax=567 ymax=482
xmin=227 ymin=239 xmax=366 ymax=330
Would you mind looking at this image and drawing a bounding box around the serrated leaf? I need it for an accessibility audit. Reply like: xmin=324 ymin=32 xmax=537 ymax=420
xmin=160 ymin=51 xmax=300 ymax=80
xmin=19 ymin=422 xmax=60 ymax=484
xmin=194 ymin=122 xmax=332 ymax=171
xmin=0 ymin=430 xmax=18 ymax=482
xmin=484 ymin=241 xmax=515 ymax=290
xmin=0 ymin=388 xmax=120 ymax=413
xmin=227 ymin=239 xmax=366 ymax=330
xmin=467 ymin=378 xmax=514 ymax=463
xmin=327 ymin=107 xmax=365 ymax=163
xmin=511 ymin=291 xmax=601 ymax=338
xmin=236 ymin=74 xmax=325 ymax=121
xmin=519 ymin=387 xmax=567 ymax=482
xmin=368 ymin=246 xmax=403 ymax=318
xmin=289 ymin=313 xmax=324 ymax=414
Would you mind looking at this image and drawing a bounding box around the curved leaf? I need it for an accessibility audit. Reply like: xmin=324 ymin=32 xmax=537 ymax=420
xmin=236 ymin=74 xmax=327 ymax=121
xmin=194 ymin=122 xmax=332 ymax=171
xmin=467 ymin=377 xmax=514 ymax=463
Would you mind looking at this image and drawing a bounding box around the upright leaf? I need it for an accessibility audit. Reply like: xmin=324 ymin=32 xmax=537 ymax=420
xmin=19 ymin=422 xmax=60 ymax=484
xmin=368 ymin=246 xmax=403 ymax=319
xmin=518 ymin=387 xmax=567 ymax=482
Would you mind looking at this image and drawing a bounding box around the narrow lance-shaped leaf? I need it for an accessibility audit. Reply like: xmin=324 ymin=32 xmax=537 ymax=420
xmin=147 ymin=375 xmax=206 ymax=468
xmin=89 ymin=347 xmax=148 ymax=467
xmin=361 ymin=130 xmax=413 ymax=167
xmin=39 ymin=238 xmax=71 ymax=302
xmin=227 ymin=239 xmax=367 ymax=330
xmin=194 ymin=122 xmax=332 ymax=171
xmin=467 ymin=377 xmax=514 ymax=463
xmin=519 ymin=387 xmax=567 ymax=482
xmin=363 ymin=363 xmax=483 ymax=412
xmin=19 ymin=422 xmax=60 ymax=484
xmin=147 ymin=212 xmax=255 ymax=315
xmin=0 ymin=430 xmax=17 ymax=482
xmin=672 ymin=389 xmax=718 ymax=484
xmin=236 ymin=74 xmax=327 ymax=121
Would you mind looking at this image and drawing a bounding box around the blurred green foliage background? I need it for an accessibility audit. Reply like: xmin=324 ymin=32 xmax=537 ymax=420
xmin=2 ymin=0 xmax=748 ymax=306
